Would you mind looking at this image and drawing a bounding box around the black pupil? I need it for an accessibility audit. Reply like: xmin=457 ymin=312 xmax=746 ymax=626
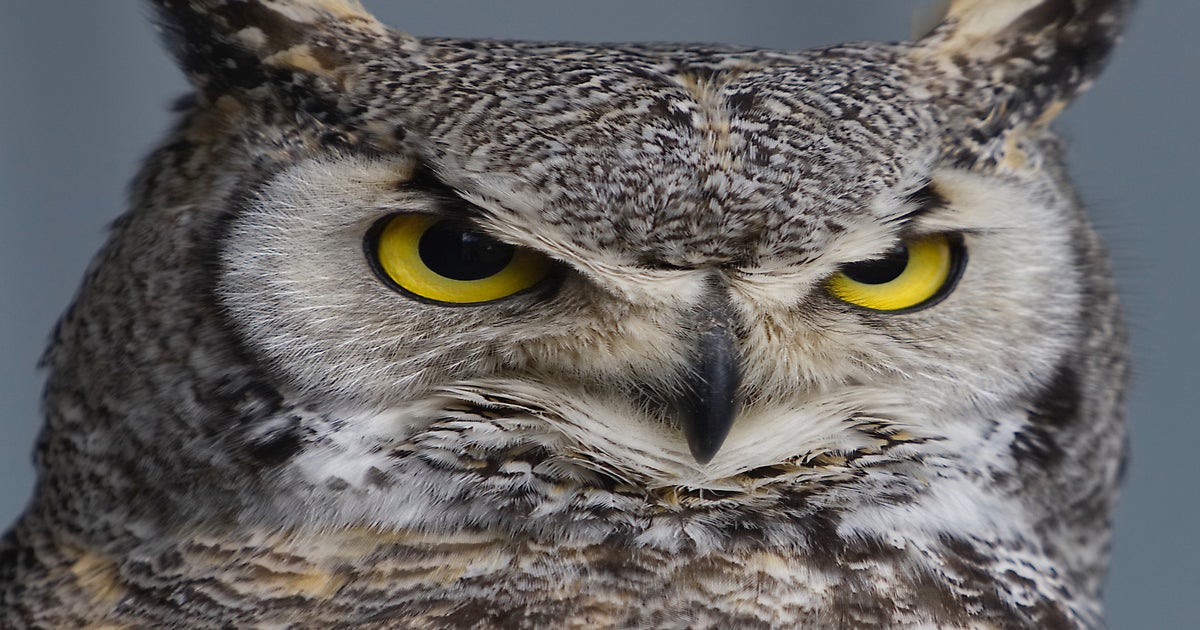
xmin=417 ymin=221 xmax=514 ymax=281
xmin=842 ymin=245 xmax=909 ymax=285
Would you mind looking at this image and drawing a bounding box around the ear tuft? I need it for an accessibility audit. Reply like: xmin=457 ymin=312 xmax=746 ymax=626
xmin=150 ymin=0 xmax=384 ymax=99
xmin=914 ymin=0 xmax=1135 ymax=135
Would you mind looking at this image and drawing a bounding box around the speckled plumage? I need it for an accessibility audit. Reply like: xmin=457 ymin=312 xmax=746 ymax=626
xmin=1 ymin=1 xmax=1132 ymax=628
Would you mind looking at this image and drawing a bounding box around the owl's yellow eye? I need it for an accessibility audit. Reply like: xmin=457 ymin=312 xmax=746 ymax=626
xmin=368 ymin=214 xmax=552 ymax=304
xmin=827 ymin=234 xmax=963 ymax=312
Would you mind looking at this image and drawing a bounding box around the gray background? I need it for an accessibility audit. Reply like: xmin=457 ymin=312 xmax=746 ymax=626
xmin=1 ymin=2 xmax=1195 ymax=626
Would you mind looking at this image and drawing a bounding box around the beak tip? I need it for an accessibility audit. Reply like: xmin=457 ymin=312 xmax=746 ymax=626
xmin=685 ymin=431 xmax=727 ymax=466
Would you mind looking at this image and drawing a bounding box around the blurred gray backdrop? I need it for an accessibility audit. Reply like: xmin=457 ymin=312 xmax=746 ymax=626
xmin=1 ymin=2 xmax=1195 ymax=626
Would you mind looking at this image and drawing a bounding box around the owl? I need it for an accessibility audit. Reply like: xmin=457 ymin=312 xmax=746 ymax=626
xmin=0 ymin=0 xmax=1132 ymax=627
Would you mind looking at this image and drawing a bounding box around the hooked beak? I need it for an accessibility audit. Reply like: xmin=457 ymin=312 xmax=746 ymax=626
xmin=680 ymin=301 xmax=741 ymax=465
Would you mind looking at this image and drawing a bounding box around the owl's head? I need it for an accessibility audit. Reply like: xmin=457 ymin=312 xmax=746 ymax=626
xmin=40 ymin=0 xmax=1128 ymax=573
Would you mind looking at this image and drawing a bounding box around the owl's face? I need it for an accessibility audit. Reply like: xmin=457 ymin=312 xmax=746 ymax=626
xmin=38 ymin=1 xmax=1126 ymax=570
xmin=193 ymin=17 xmax=1091 ymax=541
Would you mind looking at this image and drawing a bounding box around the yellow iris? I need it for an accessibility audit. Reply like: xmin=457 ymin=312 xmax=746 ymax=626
xmin=827 ymin=234 xmax=958 ymax=311
xmin=371 ymin=214 xmax=552 ymax=304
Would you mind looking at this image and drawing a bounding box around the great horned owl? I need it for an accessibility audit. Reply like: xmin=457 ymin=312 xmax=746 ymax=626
xmin=0 ymin=0 xmax=1132 ymax=627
